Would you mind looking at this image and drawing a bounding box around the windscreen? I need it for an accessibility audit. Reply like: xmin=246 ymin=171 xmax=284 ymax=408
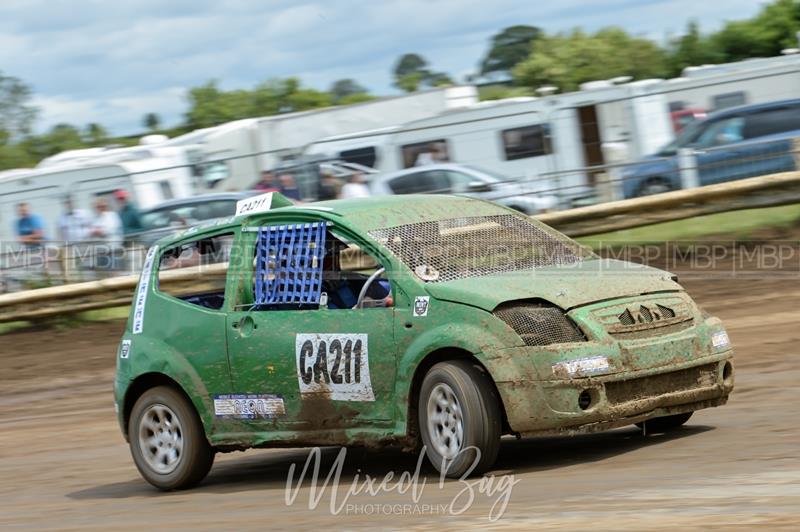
xmin=369 ymin=214 xmax=592 ymax=283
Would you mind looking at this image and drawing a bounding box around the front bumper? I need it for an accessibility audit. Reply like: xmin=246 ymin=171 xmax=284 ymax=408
xmin=489 ymin=349 xmax=734 ymax=436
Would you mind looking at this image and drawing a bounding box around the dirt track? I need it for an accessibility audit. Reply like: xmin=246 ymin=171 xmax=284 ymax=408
xmin=1 ymin=274 xmax=799 ymax=529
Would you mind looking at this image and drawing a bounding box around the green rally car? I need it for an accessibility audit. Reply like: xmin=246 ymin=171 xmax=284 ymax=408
xmin=114 ymin=192 xmax=734 ymax=489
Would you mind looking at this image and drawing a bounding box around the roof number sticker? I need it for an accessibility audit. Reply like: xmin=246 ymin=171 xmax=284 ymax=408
xmin=235 ymin=192 xmax=274 ymax=217
xmin=296 ymin=333 xmax=374 ymax=401
xmin=413 ymin=296 xmax=430 ymax=317
xmin=132 ymin=245 xmax=158 ymax=335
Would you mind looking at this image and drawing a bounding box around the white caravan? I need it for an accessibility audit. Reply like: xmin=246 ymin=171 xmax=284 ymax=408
xmin=0 ymin=143 xmax=195 ymax=245
xmin=305 ymin=83 xmax=673 ymax=204
xmin=166 ymin=86 xmax=479 ymax=192
xmin=304 ymin=53 xmax=800 ymax=204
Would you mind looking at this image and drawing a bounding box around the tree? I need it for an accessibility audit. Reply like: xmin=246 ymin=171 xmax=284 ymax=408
xmin=711 ymin=0 xmax=800 ymax=61
xmin=185 ymin=77 xmax=334 ymax=128
xmin=667 ymin=21 xmax=725 ymax=75
xmin=84 ymin=123 xmax=108 ymax=145
xmin=393 ymin=53 xmax=431 ymax=91
xmin=392 ymin=53 xmax=455 ymax=92
xmin=513 ymin=28 xmax=669 ymax=92
xmin=329 ymin=79 xmax=368 ymax=103
xmin=0 ymin=71 xmax=38 ymax=140
xmin=143 ymin=112 xmax=161 ymax=132
xmin=393 ymin=53 xmax=429 ymax=79
xmin=480 ymin=25 xmax=542 ymax=75
xmin=23 ymin=123 xmax=84 ymax=160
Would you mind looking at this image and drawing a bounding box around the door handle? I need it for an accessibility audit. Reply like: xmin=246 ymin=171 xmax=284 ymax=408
xmin=235 ymin=315 xmax=256 ymax=337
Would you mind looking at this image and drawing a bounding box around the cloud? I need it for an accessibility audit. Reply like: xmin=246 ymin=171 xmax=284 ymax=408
xmin=0 ymin=0 xmax=764 ymax=135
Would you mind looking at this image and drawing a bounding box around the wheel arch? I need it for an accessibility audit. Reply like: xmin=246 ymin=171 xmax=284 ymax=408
xmin=404 ymin=347 xmax=511 ymax=444
xmin=121 ymin=372 xmax=196 ymax=441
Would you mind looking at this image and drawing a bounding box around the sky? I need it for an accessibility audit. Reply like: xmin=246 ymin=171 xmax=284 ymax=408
xmin=0 ymin=0 xmax=765 ymax=136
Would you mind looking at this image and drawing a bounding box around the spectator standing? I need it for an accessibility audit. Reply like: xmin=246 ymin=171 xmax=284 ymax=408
xmin=57 ymin=196 xmax=92 ymax=281
xmin=278 ymin=174 xmax=302 ymax=202
xmin=113 ymin=190 xmax=144 ymax=236
xmin=318 ymin=169 xmax=341 ymax=201
xmin=14 ymin=202 xmax=46 ymax=248
xmin=339 ymin=172 xmax=371 ymax=199
xmin=90 ymin=197 xmax=123 ymax=273
xmin=253 ymin=171 xmax=280 ymax=192
xmin=58 ymin=196 xmax=91 ymax=243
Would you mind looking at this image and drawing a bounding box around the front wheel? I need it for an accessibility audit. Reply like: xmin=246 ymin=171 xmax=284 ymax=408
xmin=637 ymin=411 xmax=693 ymax=433
xmin=129 ymin=386 xmax=214 ymax=490
xmin=419 ymin=360 xmax=501 ymax=478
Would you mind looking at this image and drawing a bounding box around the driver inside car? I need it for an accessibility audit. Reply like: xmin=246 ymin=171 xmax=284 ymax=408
xmin=322 ymin=236 xmax=392 ymax=309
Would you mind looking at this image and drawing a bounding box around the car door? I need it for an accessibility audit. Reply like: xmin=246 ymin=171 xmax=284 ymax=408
xmin=146 ymin=231 xmax=237 ymax=434
xmin=694 ymin=116 xmax=747 ymax=185
xmin=224 ymin=219 xmax=397 ymax=432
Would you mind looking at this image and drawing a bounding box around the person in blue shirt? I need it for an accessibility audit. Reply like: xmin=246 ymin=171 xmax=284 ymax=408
xmin=15 ymin=202 xmax=46 ymax=247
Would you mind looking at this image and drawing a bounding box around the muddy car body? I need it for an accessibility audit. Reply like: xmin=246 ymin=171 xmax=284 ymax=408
xmin=114 ymin=192 xmax=734 ymax=489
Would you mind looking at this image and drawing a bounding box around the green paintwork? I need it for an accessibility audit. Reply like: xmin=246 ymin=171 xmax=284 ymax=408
xmin=114 ymin=193 xmax=733 ymax=449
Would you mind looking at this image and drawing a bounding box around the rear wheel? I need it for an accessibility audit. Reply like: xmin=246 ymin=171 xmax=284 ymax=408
xmin=129 ymin=386 xmax=214 ymax=490
xmin=637 ymin=411 xmax=693 ymax=432
xmin=419 ymin=360 xmax=501 ymax=478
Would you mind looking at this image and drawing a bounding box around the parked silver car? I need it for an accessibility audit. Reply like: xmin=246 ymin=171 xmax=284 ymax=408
xmin=134 ymin=192 xmax=257 ymax=246
xmin=367 ymin=163 xmax=557 ymax=214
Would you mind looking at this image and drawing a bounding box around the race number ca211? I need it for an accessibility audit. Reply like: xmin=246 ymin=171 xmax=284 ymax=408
xmin=295 ymin=333 xmax=374 ymax=401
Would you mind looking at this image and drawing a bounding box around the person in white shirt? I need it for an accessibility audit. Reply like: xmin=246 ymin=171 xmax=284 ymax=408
xmin=339 ymin=172 xmax=371 ymax=199
xmin=58 ymin=196 xmax=91 ymax=243
xmin=90 ymin=197 xmax=124 ymax=273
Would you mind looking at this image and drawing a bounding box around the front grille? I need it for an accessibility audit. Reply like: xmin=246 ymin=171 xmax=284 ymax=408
xmin=494 ymin=304 xmax=585 ymax=346
xmin=369 ymin=214 xmax=586 ymax=283
xmin=619 ymin=304 xmax=676 ymax=325
xmin=605 ymin=363 xmax=717 ymax=405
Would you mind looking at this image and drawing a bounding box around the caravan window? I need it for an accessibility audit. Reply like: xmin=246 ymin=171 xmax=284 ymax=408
xmin=400 ymin=140 xmax=449 ymax=168
xmin=501 ymin=125 xmax=551 ymax=161
xmin=713 ymin=92 xmax=747 ymax=111
xmin=339 ymin=147 xmax=377 ymax=168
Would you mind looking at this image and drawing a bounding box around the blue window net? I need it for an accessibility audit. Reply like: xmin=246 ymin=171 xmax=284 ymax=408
xmin=254 ymin=222 xmax=327 ymax=305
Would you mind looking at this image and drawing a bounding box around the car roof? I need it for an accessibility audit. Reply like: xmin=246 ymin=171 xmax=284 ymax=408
xmin=707 ymin=98 xmax=800 ymax=121
xmin=143 ymin=191 xmax=256 ymax=212
xmin=370 ymin=163 xmax=481 ymax=182
xmin=153 ymin=193 xmax=509 ymax=248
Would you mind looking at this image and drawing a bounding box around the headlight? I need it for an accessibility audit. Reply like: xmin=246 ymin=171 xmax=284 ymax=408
xmin=494 ymin=303 xmax=586 ymax=346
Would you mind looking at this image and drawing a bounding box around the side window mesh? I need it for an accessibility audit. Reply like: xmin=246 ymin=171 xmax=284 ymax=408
xmin=254 ymin=222 xmax=327 ymax=305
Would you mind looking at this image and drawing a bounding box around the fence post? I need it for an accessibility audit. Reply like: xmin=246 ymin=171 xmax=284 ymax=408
xmin=678 ymin=148 xmax=700 ymax=190
xmin=793 ymin=137 xmax=800 ymax=170
xmin=595 ymin=172 xmax=615 ymax=204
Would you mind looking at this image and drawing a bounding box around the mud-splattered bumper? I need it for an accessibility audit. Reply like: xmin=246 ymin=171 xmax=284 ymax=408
xmin=485 ymin=347 xmax=734 ymax=436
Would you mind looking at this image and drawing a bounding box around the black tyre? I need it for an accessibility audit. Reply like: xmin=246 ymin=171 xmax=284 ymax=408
xmin=129 ymin=386 xmax=214 ymax=490
xmin=637 ymin=411 xmax=693 ymax=432
xmin=419 ymin=359 xmax=501 ymax=478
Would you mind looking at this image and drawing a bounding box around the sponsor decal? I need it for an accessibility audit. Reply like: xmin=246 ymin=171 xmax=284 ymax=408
xmin=413 ymin=296 xmax=430 ymax=317
xmin=296 ymin=333 xmax=374 ymax=401
xmin=213 ymin=394 xmax=286 ymax=419
xmin=132 ymin=245 xmax=158 ymax=334
xmin=552 ymin=356 xmax=611 ymax=378
xmin=119 ymin=339 xmax=132 ymax=359
xmin=712 ymin=330 xmax=730 ymax=349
